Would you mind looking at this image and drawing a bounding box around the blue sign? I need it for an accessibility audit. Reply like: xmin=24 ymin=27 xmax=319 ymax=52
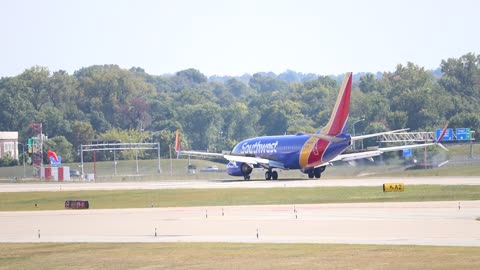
xmin=50 ymin=156 xmax=62 ymax=166
xmin=456 ymin=128 xmax=471 ymax=140
xmin=436 ymin=128 xmax=453 ymax=141
xmin=402 ymin=148 xmax=412 ymax=158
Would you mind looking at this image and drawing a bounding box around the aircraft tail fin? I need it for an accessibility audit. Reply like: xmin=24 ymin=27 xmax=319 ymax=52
xmin=320 ymin=72 xmax=352 ymax=136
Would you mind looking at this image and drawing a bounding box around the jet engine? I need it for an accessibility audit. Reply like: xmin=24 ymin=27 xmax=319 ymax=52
xmin=226 ymin=161 xmax=252 ymax=178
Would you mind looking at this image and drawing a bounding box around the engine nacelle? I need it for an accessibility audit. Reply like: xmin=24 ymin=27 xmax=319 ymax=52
xmin=226 ymin=161 xmax=252 ymax=177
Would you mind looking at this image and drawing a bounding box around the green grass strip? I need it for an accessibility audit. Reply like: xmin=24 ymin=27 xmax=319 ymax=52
xmin=0 ymin=243 xmax=479 ymax=270
xmin=1 ymin=185 xmax=479 ymax=211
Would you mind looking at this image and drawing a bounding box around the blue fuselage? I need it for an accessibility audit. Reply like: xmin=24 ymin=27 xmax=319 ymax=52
xmin=230 ymin=133 xmax=351 ymax=170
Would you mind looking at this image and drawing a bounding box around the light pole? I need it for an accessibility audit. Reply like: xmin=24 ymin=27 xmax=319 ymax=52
xmin=113 ymin=149 xmax=117 ymax=176
xmin=352 ymin=118 xmax=365 ymax=150
xmin=18 ymin=142 xmax=26 ymax=179
xmin=129 ymin=139 xmax=139 ymax=175
xmin=135 ymin=148 xmax=139 ymax=174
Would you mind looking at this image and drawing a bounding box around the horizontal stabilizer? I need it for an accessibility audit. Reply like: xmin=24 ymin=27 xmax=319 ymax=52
xmin=305 ymin=133 xmax=346 ymax=143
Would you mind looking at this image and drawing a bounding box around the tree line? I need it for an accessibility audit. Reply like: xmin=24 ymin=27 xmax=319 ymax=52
xmin=0 ymin=52 xmax=479 ymax=164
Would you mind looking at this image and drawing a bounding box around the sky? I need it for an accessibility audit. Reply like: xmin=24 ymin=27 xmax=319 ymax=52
xmin=1 ymin=0 xmax=479 ymax=77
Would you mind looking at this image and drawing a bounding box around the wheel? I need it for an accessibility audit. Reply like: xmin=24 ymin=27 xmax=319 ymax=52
xmin=272 ymin=171 xmax=278 ymax=180
xmin=308 ymin=171 xmax=314 ymax=179
xmin=265 ymin=171 xmax=272 ymax=180
xmin=314 ymin=167 xmax=321 ymax=178
xmin=244 ymin=175 xmax=250 ymax=180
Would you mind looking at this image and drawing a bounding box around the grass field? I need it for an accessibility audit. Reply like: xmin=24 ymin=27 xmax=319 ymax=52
xmin=1 ymin=185 xmax=479 ymax=211
xmin=0 ymin=243 xmax=479 ymax=270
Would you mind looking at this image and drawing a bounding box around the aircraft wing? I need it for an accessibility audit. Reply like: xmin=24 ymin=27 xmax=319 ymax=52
xmin=336 ymin=124 xmax=449 ymax=164
xmin=178 ymin=150 xmax=287 ymax=169
xmin=351 ymin=128 xmax=409 ymax=141
xmin=177 ymin=150 xmax=225 ymax=159
xmin=328 ymin=150 xmax=383 ymax=163
xmin=327 ymin=138 xmax=448 ymax=164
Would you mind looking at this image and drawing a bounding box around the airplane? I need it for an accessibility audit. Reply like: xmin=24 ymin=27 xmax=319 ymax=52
xmin=175 ymin=72 xmax=449 ymax=180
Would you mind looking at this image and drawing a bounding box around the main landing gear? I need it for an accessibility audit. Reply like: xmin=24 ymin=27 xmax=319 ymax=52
xmin=241 ymin=163 xmax=253 ymax=181
xmin=308 ymin=166 xmax=326 ymax=179
xmin=265 ymin=170 xmax=278 ymax=180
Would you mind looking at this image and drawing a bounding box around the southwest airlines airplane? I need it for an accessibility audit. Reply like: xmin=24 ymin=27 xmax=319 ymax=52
xmin=176 ymin=72 xmax=448 ymax=180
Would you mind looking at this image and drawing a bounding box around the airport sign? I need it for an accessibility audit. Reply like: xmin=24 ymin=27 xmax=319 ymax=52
xmin=436 ymin=128 xmax=453 ymax=141
xmin=456 ymin=128 xmax=471 ymax=140
xmin=402 ymin=148 xmax=412 ymax=158
xmin=383 ymin=183 xmax=405 ymax=192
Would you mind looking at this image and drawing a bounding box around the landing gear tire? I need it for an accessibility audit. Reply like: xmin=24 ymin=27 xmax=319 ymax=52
xmin=313 ymin=166 xmax=326 ymax=179
xmin=265 ymin=170 xmax=278 ymax=180
xmin=308 ymin=171 xmax=314 ymax=179
xmin=241 ymin=163 xmax=253 ymax=181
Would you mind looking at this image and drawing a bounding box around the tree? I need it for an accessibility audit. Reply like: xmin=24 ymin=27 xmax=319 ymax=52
xmin=222 ymin=102 xmax=259 ymax=148
xmin=175 ymin=68 xmax=208 ymax=84
xmin=383 ymin=63 xmax=446 ymax=130
xmin=68 ymin=121 xmax=95 ymax=149
xmin=226 ymin=78 xmax=251 ymax=97
xmin=178 ymin=102 xmax=222 ymax=151
xmin=439 ymin=53 xmax=480 ymax=100
xmin=38 ymin=107 xmax=72 ymax=138
xmin=47 ymin=70 xmax=79 ymax=110
xmin=248 ymin=73 xmax=288 ymax=93
xmin=0 ymin=153 xmax=18 ymax=167
xmin=258 ymin=103 xmax=289 ymax=136
xmin=359 ymin=73 xmax=384 ymax=93
xmin=0 ymin=77 xmax=36 ymax=135
xmin=99 ymin=128 xmax=150 ymax=159
xmin=74 ymin=65 xmax=155 ymax=129
xmin=449 ymin=112 xmax=480 ymax=134
xmin=18 ymin=66 xmax=51 ymax=111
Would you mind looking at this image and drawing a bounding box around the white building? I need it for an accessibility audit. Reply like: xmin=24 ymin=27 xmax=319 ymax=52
xmin=0 ymin=132 xmax=19 ymax=160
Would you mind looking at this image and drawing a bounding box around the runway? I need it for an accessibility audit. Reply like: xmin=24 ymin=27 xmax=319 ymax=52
xmin=1 ymin=177 xmax=479 ymax=246
xmin=1 ymin=176 xmax=480 ymax=192
xmin=1 ymin=201 xmax=479 ymax=246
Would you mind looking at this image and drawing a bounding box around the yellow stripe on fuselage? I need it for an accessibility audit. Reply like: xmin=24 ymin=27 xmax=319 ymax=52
xmin=299 ymin=137 xmax=318 ymax=168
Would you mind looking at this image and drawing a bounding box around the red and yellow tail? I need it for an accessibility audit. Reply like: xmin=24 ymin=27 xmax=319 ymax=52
xmin=320 ymin=72 xmax=352 ymax=136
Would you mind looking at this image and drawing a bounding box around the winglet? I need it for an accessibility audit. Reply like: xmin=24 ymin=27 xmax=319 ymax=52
xmin=175 ymin=129 xmax=181 ymax=152
xmin=306 ymin=133 xmax=346 ymax=143
xmin=435 ymin=123 xmax=449 ymax=151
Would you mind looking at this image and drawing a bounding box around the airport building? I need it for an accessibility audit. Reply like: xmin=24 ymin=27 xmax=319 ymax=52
xmin=0 ymin=131 xmax=19 ymax=160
